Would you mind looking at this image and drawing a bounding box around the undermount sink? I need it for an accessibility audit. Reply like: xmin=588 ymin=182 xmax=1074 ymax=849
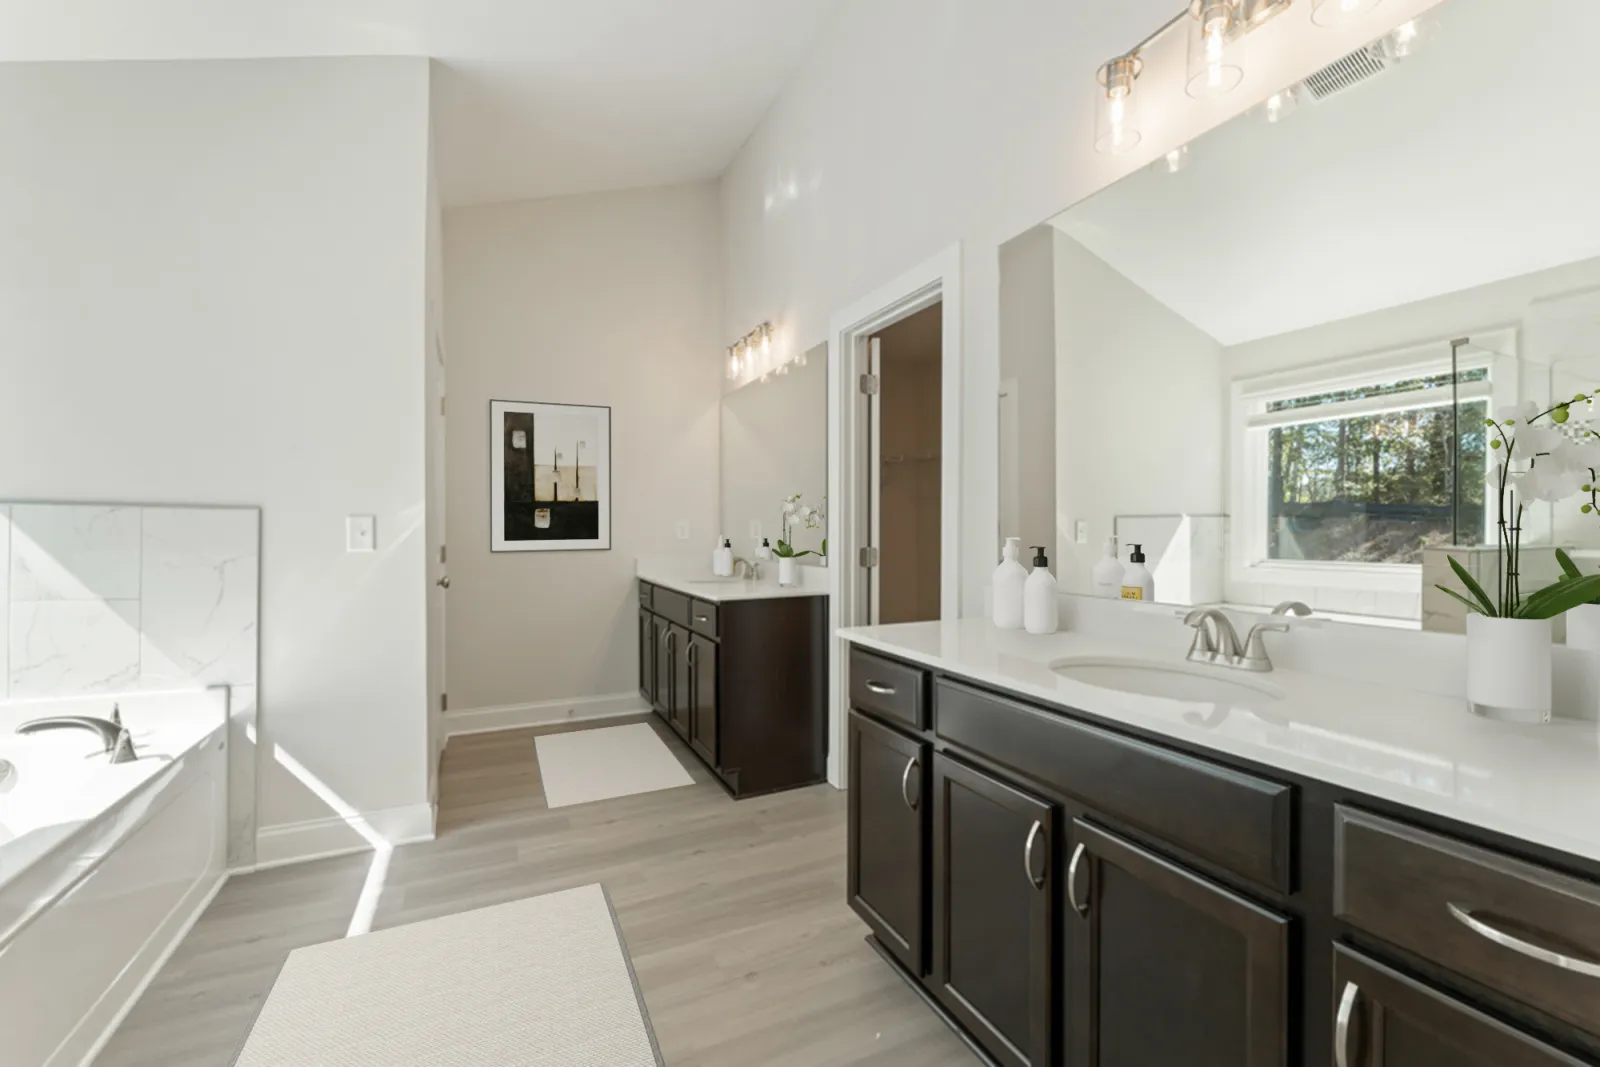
xmin=1050 ymin=656 xmax=1285 ymax=707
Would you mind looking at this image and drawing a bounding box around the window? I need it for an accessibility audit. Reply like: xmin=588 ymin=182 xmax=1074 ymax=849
xmin=1230 ymin=338 xmax=1508 ymax=600
xmin=1264 ymin=370 xmax=1487 ymax=565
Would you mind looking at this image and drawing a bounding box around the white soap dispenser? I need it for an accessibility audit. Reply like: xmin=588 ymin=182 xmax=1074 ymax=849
xmin=1092 ymin=536 xmax=1123 ymax=599
xmin=992 ymin=537 xmax=1027 ymax=630
xmin=1120 ymin=543 xmax=1155 ymax=602
xmin=1024 ymin=546 xmax=1060 ymax=635
xmin=713 ymin=537 xmax=734 ymax=577
xmin=755 ymin=537 xmax=774 ymax=562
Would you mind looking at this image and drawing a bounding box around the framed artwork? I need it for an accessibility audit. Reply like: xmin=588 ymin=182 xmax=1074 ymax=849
xmin=490 ymin=400 xmax=612 ymax=552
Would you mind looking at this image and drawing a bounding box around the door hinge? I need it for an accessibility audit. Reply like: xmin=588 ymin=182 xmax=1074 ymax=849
xmin=440 ymin=396 xmax=446 ymax=416
xmin=859 ymin=546 xmax=881 ymax=568
xmin=440 ymin=692 xmax=448 ymax=713
xmin=439 ymin=544 xmax=447 ymax=565
xmin=859 ymin=373 xmax=880 ymax=396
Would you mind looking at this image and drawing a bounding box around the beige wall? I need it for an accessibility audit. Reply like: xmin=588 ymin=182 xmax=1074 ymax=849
xmin=443 ymin=182 xmax=723 ymax=713
xmin=999 ymin=225 xmax=1059 ymax=559
xmin=720 ymin=345 xmax=827 ymax=558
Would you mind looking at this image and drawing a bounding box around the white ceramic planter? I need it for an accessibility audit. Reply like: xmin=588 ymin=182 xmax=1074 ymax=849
xmin=1566 ymin=602 xmax=1600 ymax=654
xmin=778 ymin=557 xmax=798 ymax=587
xmin=1466 ymin=614 xmax=1552 ymax=724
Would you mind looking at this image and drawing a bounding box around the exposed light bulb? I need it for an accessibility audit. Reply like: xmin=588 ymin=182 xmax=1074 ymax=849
xmin=1108 ymin=94 xmax=1127 ymax=147
xmin=1205 ymin=27 xmax=1226 ymax=89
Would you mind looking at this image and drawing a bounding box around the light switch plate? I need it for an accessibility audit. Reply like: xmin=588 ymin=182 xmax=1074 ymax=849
xmin=675 ymin=520 xmax=690 ymax=541
xmin=749 ymin=520 xmax=762 ymax=539
xmin=347 ymin=515 xmax=376 ymax=553
xmin=1075 ymin=520 xmax=1090 ymax=544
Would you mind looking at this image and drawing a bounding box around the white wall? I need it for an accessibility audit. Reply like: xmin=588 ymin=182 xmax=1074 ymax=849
xmin=998 ymin=225 xmax=1058 ymax=559
xmin=721 ymin=348 xmax=827 ymax=558
xmin=719 ymin=0 xmax=1445 ymax=614
xmin=1054 ymin=234 xmax=1226 ymax=594
xmin=442 ymin=182 xmax=723 ymax=716
xmin=0 ymin=57 xmax=433 ymax=858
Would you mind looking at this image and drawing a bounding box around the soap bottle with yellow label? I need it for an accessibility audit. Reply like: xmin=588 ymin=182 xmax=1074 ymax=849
xmin=1120 ymin=544 xmax=1155 ymax=602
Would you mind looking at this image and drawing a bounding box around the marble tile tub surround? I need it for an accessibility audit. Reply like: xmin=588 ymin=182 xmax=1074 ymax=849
xmin=3 ymin=503 xmax=259 ymax=699
xmin=841 ymin=616 xmax=1600 ymax=865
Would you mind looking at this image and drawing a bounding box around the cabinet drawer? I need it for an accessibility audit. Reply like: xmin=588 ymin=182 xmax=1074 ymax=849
xmin=689 ymin=599 xmax=718 ymax=639
xmin=936 ymin=679 xmax=1293 ymax=893
xmin=1335 ymin=806 xmax=1600 ymax=1039
xmin=849 ymin=647 xmax=928 ymax=732
xmin=652 ymin=587 xmax=691 ymax=628
xmin=638 ymin=580 xmax=653 ymax=608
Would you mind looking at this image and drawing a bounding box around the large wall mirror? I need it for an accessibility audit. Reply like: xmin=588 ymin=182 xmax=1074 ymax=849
xmin=1001 ymin=0 xmax=1600 ymax=632
xmin=721 ymin=342 xmax=829 ymax=566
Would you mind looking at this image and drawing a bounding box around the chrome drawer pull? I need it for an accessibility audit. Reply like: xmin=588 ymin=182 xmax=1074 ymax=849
xmin=1335 ymin=981 xmax=1359 ymax=1067
xmin=1448 ymin=903 xmax=1600 ymax=978
xmin=694 ymin=614 xmax=710 ymax=623
xmin=1067 ymin=843 xmax=1089 ymax=916
xmin=1024 ymin=821 xmax=1046 ymax=890
xmin=864 ymin=681 xmax=897 ymax=696
xmin=900 ymin=756 xmax=919 ymax=811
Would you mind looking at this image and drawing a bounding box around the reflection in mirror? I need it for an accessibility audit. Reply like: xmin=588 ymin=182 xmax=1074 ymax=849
xmin=1001 ymin=0 xmax=1600 ymax=631
xmin=721 ymin=342 xmax=828 ymax=566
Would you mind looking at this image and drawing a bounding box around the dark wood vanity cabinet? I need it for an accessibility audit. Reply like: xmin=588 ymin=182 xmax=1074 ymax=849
xmin=636 ymin=581 xmax=826 ymax=798
xmin=931 ymin=753 xmax=1057 ymax=1067
xmin=1067 ymin=818 xmax=1289 ymax=1067
xmin=846 ymin=645 xmax=1600 ymax=1067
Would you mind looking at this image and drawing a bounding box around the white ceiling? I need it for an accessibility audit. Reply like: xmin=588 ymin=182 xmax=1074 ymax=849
xmin=1052 ymin=0 xmax=1600 ymax=346
xmin=0 ymin=0 xmax=844 ymax=206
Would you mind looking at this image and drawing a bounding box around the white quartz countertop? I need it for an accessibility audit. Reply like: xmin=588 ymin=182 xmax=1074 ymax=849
xmin=840 ymin=619 xmax=1600 ymax=866
xmin=637 ymin=564 xmax=827 ymax=604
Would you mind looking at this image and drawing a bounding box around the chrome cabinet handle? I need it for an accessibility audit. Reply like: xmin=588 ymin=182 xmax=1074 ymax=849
xmin=1335 ymin=981 xmax=1359 ymax=1067
xmin=1447 ymin=903 xmax=1600 ymax=978
xmin=864 ymin=680 xmax=897 ymax=696
xmin=900 ymin=756 xmax=919 ymax=811
xmin=687 ymin=643 xmax=698 ymax=667
xmin=1023 ymin=821 xmax=1046 ymax=890
xmin=694 ymin=614 xmax=710 ymax=623
xmin=1067 ymin=843 xmax=1088 ymax=916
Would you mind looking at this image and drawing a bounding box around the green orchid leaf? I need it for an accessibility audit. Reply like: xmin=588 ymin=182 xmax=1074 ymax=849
xmin=1446 ymin=556 xmax=1498 ymax=617
xmin=1557 ymin=547 xmax=1585 ymax=581
xmin=1517 ymin=574 xmax=1600 ymax=618
xmin=1434 ymin=585 xmax=1492 ymax=617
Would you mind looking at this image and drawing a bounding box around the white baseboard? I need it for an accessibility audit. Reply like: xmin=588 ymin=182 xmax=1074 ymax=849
xmin=251 ymin=802 xmax=437 ymax=871
xmin=64 ymin=869 xmax=229 ymax=1067
xmin=444 ymin=691 xmax=649 ymax=740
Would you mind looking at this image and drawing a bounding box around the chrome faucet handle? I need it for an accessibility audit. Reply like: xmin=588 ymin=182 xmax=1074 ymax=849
xmin=1241 ymin=620 xmax=1291 ymax=672
xmin=1183 ymin=608 xmax=1243 ymax=661
xmin=1271 ymin=601 xmax=1312 ymax=617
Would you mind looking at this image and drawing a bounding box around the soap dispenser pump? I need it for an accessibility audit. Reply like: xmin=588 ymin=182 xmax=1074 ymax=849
xmin=1024 ymin=546 xmax=1060 ymax=635
xmin=1120 ymin=544 xmax=1155 ymax=602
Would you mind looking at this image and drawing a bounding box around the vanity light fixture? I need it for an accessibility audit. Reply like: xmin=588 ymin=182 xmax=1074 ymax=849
xmin=1094 ymin=53 xmax=1144 ymax=155
xmin=1311 ymin=0 xmax=1384 ymax=27
xmin=726 ymin=322 xmax=777 ymax=382
xmin=1187 ymin=0 xmax=1244 ymax=99
xmin=1238 ymin=0 xmax=1292 ymax=26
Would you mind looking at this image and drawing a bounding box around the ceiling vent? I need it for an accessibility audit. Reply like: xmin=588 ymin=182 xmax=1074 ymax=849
xmin=1301 ymin=44 xmax=1391 ymax=102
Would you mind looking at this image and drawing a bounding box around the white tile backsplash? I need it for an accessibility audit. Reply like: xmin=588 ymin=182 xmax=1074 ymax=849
xmin=9 ymin=599 xmax=142 ymax=697
xmin=10 ymin=505 xmax=141 ymax=601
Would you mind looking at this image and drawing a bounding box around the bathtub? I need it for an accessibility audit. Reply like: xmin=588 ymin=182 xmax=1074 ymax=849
xmin=0 ymin=689 xmax=228 ymax=1067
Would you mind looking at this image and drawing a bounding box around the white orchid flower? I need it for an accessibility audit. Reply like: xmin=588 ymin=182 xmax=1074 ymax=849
xmin=782 ymin=500 xmax=798 ymax=516
xmin=1518 ymin=423 xmax=1566 ymax=457
xmin=1567 ymin=438 xmax=1600 ymax=473
xmin=1496 ymin=400 xmax=1543 ymax=425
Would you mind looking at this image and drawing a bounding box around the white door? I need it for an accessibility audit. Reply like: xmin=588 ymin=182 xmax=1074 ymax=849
xmin=426 ymin=327 xmax=448 ymax=805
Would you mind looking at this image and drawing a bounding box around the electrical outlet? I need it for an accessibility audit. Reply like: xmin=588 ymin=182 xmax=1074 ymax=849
xmin=347 ymin=515 xmax=376 ymax=553
xmin=675 ymin=520 xmax=690 ymax=540
xmin=1075 ymin=520 xmax=1089 ymax=544
xmin=749 ymin=520 xmax=763 ymax=540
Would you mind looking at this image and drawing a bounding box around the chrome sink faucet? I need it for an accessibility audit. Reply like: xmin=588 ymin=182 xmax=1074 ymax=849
xmin=16 ymin=713 xmax=138 ymax=763
xmin=1184 ymin=608 xmax=1289 ymax=673
xmin=732 ymin=557 xmax=762 ymax=581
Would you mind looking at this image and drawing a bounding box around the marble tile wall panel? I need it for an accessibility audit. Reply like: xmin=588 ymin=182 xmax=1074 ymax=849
xmin=139 ymin=507 xmax=259 ymax=690
xmin=9 ymin=599 xmax=142 ymax=697
xmin=9 ymin=505 xmax=141 ymax=602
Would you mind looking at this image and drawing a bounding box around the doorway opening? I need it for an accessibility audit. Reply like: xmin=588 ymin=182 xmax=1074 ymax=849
xmin=869 ymin=303 xmax=943 ymax=625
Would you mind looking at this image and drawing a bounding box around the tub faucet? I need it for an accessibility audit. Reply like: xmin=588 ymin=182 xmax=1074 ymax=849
xmin=16 ymin=716 xmax=138 ymax=763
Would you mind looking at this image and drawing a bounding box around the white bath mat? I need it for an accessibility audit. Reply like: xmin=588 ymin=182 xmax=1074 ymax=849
xmin=233 ymin=884 xmax=662 ymax=1067
xmin=534 ymin=723 xmax=694 ymax=809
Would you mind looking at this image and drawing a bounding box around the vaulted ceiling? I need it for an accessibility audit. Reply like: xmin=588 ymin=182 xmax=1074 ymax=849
xmin=0 ymin=0 xmax=843 ymax=206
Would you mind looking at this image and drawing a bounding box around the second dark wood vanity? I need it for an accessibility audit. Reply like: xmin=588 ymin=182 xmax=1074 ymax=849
xmin=846 ymin=643 xmax=1600 ymax=1067
xmin=638 ymin=579 xmax=826 ymax=797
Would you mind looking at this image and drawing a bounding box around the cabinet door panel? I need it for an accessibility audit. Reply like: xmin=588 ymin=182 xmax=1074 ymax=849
xmin=1332 ymin=946 xmax=1588 ymax=1067
xmin=650 ymin=615 xmax=670 ymax=717
xmin=848 ymin=711 xmax=928 ymax=975
xmin=932 ymin=753 xmax=1055 ymax=1067
xmin=689 ymin=636 xmax=718 ymax=767
xmin=638 ymin=607 xmax=653 ymax=703
xmin=1069 ymin=818 xmax=1288 ymax=1067
xmin=669 ymin=625 xmax=691 ymax=738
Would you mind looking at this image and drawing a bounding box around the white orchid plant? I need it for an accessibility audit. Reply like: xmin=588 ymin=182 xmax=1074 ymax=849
xmin=1436 ymin=397 xmax=1600 ymax=618
xmin=776 ymin=493 xmax=827 ymax=559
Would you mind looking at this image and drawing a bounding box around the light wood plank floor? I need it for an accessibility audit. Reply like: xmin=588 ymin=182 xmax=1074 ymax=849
xmin=97 ymin=716 xmax=977 ymax=1066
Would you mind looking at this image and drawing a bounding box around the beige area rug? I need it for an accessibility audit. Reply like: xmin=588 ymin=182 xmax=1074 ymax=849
xmin=233 ymin=884 xmax=662 ymax=1067
xmin=534 ymin=722 xmax=694 ymax=808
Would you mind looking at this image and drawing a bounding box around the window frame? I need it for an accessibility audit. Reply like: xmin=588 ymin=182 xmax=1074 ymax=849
xmin=1228 ymin=329 xmax=1517 ymax=599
